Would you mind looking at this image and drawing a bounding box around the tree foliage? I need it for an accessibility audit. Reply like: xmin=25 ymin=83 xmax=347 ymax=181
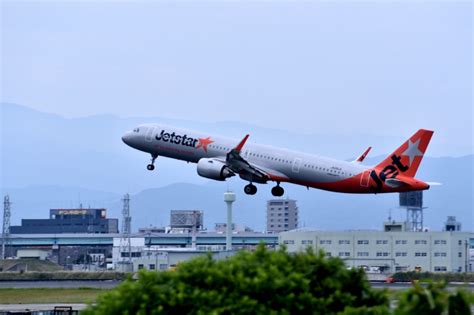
xmin=84 ymin=245 xmax=472 ymax=315
xmin=84 ymin=245 xmax=387 ymax=314
xmin=395 ymin=282 xmax=472 ymax=315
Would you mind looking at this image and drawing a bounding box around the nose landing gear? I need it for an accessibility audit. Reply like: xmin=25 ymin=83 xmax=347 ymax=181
xmin=147 ymin=154 xmax=158 ymax=171
xmin=271 ymin=184 xmax=284 ymax=197
xmin=244 ymin=183 xmax=257 ymax=195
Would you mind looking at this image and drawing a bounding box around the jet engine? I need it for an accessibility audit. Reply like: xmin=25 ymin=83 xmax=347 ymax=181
xmin=197 ymin=158 xmax=235 ymax=181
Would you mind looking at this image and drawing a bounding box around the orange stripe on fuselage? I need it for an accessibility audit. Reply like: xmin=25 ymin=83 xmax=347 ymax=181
xmin=267 ymin=172 xmax=429 ymax=194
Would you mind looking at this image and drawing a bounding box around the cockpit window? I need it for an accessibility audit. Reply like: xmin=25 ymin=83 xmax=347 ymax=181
xmin=133 ymin=128 xmax=140 ymax=133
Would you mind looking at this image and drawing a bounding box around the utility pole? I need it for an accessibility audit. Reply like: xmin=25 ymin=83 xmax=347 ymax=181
xmin=2 ymin=195 xmax=11 ymax=260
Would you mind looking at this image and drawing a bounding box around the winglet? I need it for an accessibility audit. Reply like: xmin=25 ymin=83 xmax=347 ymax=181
xmin=354 ymin=146 xmax=372 ymax=163
xmin=234 ymin=134 xmax=249 ymax=153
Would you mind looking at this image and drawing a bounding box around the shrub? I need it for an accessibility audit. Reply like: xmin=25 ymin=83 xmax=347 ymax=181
xmin=84 ymin=245 xmax=388 ymax=314
xmin=394 ymin=282 xmax=472 ymax=315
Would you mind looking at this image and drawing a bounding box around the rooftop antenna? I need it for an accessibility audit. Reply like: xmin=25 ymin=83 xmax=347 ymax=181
xmin=2 ymin=195 xmax=11 ymax=260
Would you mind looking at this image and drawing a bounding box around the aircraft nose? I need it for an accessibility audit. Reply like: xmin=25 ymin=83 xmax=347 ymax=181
xmin=122 ymin=131 xmax=133 ymax=145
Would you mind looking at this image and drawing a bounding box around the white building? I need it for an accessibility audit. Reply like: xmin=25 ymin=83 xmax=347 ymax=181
xmin=112 ymin=237 xmax=236 ymax=271
xmin=280 ymin=226 xmax=472 ymax=273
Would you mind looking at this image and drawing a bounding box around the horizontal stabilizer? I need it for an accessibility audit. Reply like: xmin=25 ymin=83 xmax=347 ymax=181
xmin=385 ymin=178 xmax=410 ymax=188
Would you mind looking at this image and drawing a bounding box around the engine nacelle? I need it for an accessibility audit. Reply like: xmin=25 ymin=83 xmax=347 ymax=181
xmin=197 ymin=158 xmax=234 ymax=181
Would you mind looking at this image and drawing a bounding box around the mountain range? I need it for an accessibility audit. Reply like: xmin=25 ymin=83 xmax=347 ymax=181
xmin=1 ymin=103 xmax=472 ymax=231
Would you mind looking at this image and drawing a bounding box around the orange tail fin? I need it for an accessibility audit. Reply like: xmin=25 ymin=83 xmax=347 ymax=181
xmin=375 ymin=129 xmax=434 ymax=178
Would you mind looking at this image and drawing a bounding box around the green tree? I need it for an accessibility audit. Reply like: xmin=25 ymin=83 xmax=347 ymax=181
xmin=394 ymin=282 xmax=472 ymax=315
xmin=84 ymin=245 xmax=388 ymax=315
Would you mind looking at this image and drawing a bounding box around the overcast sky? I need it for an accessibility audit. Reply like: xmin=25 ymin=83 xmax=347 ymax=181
xmin=1 ymin=1 xmax=472 ymax=153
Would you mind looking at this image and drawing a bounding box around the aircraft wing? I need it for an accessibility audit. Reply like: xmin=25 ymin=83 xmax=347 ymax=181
xmin=224 ymin=134 xmax=286 ymax=183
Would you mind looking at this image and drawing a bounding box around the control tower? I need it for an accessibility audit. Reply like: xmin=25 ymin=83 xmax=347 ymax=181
xmin=224 ymin=191 xmax=236 ymax=251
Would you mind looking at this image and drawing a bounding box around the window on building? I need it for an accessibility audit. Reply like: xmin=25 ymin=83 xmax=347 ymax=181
xmin=458 ymin=240 xmax=462 ymax=245
xmin=434 ymin=240 xmax=447 ymax=245
xmin=458 ymin=252 xmax=462 ymax=257
xmin=376 ymin=240 xmax=388 ymax=245
xmin=395 ymin=240 xmax=408 ymax=245
xmin=434 ymin=252 xmax=447 ymax=257
xmin=326 ymin=252 xmax=332 ymax=257
xmin=395 ymin=252 xmax=407 ymax=257
xmin=357 ymin=240 xmax=369 ymax=245
xmin=338 ymin=252 xmax=350 ymax=257
xmin=434 ymin=266 xmax=447 ymax=272
xmin=159 ymin=264 xmax=168 ymax=270
xmin=283 ymin=240 xmax=295 ymax=245
xmin=415 ymin=240 xmax=428 ymax=245
xmin=149 ymin=264 xmax=156 ymax=270
xmin=376 ymin=252 xmax=389 ymax=257
xmin=302 ymin=240 xmax=313 ymax=245
xmin=357 ymin=252 xmax=369 ymax=257
xmin=415 ymin=252 xmax=427 ymax=257
xmin=138 ymin=264 xmax=144 ymax=270
xmin=338 ymin=240 xmax=350 ymax=245
xmin=320 ymin=240 xmax=332 ymax=245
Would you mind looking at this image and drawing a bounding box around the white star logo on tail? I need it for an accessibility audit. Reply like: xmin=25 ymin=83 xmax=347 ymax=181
xmin=402 ymin=139 xmax=423 ymax=166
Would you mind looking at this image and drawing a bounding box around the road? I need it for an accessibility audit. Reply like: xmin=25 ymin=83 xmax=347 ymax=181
xmin=371 ymin=282 xmax=474 ymax=291
xmin=0 ymin=280 xmax=472 ymax=291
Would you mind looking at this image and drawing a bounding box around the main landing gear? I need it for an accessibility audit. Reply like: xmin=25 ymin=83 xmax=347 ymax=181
xmin=271 ymin=183 xmax=284 ymax=197
xmin=244 ymin=183 xmax=257 ymax=195
xmin=147 ymin=154 xmax=158 ymax=171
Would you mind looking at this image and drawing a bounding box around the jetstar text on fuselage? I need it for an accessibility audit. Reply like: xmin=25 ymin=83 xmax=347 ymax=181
xmin=156 ymin=130 xmax=198 ymax=147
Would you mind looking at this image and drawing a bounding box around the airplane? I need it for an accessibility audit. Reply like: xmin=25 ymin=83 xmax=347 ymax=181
xmin=122 ymin=125 xmax=433 ymax=196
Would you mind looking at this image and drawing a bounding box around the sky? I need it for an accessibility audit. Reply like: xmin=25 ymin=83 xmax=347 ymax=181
xmin=1 ymin=1 xmax=472 ymax=153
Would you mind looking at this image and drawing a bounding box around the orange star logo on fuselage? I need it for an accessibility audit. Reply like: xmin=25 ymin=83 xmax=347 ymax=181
xmin=196 ymin=137 xmax=214 ymax=153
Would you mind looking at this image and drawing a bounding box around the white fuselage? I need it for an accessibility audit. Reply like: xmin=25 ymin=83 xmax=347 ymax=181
xmin=122 ymin=124 xmax=368 ymax=187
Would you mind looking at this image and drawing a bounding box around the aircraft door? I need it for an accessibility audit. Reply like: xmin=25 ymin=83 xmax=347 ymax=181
xmin=145 ymin=127 xmax=156 ymax=142
xmin=292 ymin=158 xmax=302 ymax=173
xmin=360 ymin=170 xmax=371 ymax=187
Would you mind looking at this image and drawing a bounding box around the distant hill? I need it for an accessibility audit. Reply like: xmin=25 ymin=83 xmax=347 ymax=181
xmin=3 ymin=153 xmax=473 ymax=232
xmin=1 ymin=103 xmax=472 ymax=232
xmin=0 ymin=102 xmax=431 ymax=192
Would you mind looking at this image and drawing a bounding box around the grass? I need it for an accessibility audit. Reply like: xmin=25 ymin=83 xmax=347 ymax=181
xmin=0 ymin=288 xmax=110 ymax=304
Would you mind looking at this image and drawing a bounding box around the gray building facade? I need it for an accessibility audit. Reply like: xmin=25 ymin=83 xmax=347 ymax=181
xmin=266 ymin=199 xmax=298 ymax=233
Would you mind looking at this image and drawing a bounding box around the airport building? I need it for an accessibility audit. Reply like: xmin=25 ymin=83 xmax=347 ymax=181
xmin=266 ymin=198 xmax=298 ymax=233
xmin=280 ymin=219 xmax=473 ymax=273
xmin=10 ymin=208 xmax=119 ymax=234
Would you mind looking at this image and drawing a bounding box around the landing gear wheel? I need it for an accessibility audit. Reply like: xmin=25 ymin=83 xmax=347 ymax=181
xmin=147 ymin=154 xmax=158 ymax=171
xmin=244 ymin=184 xmax=257 ymax=195
xmin=271 ymin=185 xmax=284 ymax=197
